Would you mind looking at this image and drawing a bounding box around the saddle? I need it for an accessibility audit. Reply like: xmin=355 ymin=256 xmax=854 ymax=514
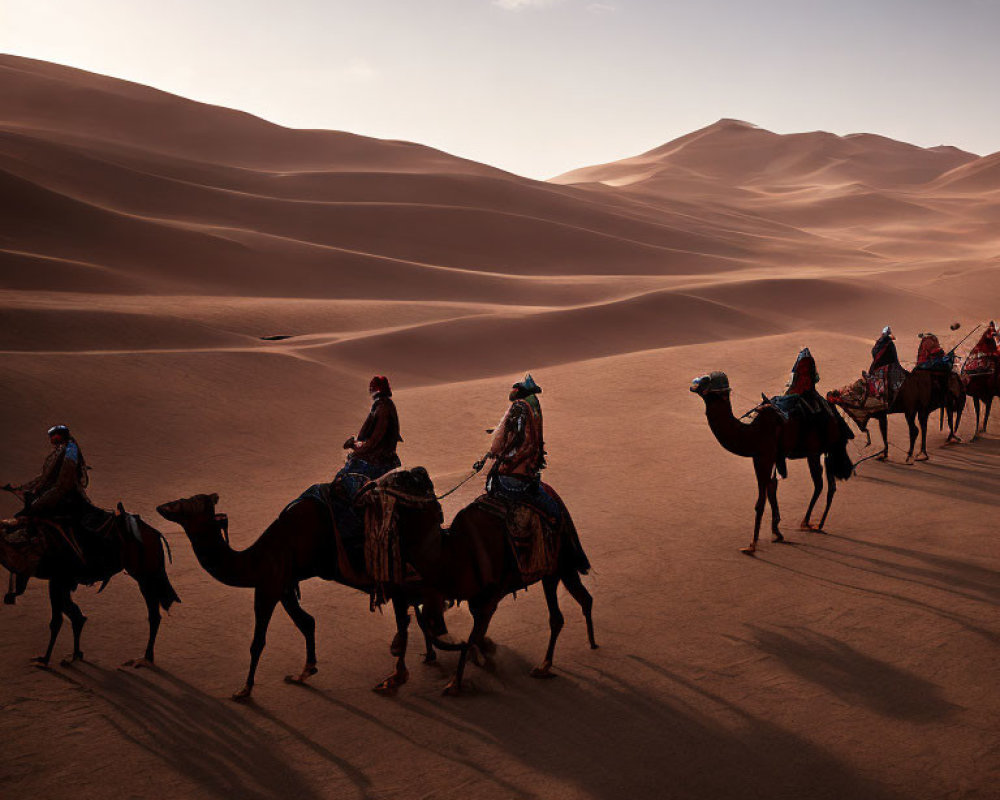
xmin=292 ymin=481 xmax=367 ymax=578
xmin=472 ymin=493 xmax=559 ymax=587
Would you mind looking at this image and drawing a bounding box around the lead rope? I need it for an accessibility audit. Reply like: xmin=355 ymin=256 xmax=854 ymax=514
xmin=434 ymin=469 xmax=480 ymax=500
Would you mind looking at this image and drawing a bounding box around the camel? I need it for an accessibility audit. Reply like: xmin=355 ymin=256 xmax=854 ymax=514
xmin=828 ymin=368 xmax=964 ymax=463
xmin=962 ymin=369 xmax=999 ymax=440
xmin=0 ymin=503 xmax=179 ymax=668
xmin=355 ymin=468 xmax=597 ymax=696
xmin=156 ymin=490 xmax=443 ymax=701
xmin=690 ymin=372 xmax=854 ymax=554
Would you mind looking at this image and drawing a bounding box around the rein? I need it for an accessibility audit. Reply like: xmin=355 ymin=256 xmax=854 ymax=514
xmin=433 ymin=469 xmax=479 ymax=500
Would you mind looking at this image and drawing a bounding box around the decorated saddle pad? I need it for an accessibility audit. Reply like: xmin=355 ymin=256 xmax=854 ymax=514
xmin=963 ymin=353 xmax=997 ymax=376
xmin=0 ymin=519 xmax=51 ymax=576
xmin=472 ymin=493 xmax=559 ymax=586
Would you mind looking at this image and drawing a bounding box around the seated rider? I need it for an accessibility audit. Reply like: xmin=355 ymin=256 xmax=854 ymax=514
xmin=869 ymin=326 xmax=899 ymax=372
xmin=473 ymin=374 xmax=560 ymax=521
xmin=6 ymin=425 xmax=91 ymax=520
xmin=915 ymin=332 xmax=951 ymax=371
xmin=783 ymin=347 xmax=822 ymax=413
xmin=964 ymin=321 xmax=1000 ymax=374
xmin=335 ymin=376 xmax=402 ymax=498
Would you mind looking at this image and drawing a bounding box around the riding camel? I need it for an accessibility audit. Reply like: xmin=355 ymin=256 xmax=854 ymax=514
xmin=354 ymin=468 xmax=597 ymax=696
xmin=690 ymin=372 xmax=854 ymax=555
xmin=963 ymin=370 xmax=999 ymax=440
xmin=156 ymin=490 xmax=443 ymax=701
xmin=0 ymin=502 xmax=179 ymax=668
xmin=828 ymin=369 xmax=964 ymax=463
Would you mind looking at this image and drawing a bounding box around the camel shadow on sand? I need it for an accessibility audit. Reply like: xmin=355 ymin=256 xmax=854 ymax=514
xmin=53 ymin=663 xmax=372 ymax=800
xmin=296 ymin=646 xmax=902 ymax=800
xmin=739 ymin=624 xmax=958 ymax=722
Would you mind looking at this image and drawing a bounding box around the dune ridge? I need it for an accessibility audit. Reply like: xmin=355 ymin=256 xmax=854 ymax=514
xmin=1 ymin=56 xmax=998 ymax=800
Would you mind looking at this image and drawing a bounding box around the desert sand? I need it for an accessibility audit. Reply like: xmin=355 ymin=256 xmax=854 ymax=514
xmin=1 ymin=55 xmax=998 ymax=800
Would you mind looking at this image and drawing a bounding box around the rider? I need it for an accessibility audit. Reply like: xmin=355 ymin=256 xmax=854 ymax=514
xmin=336 ymin=376 xmax=402 ymax=496
xmin=784 ymin=347 xmax=822 ymax=412
xmin=473 ymin=374 xmax=559 ymax=519
xmin=915 ymin=332 xmax=951 ymax=371
xmin=869 ymin=326 xmax=898 ymax=372
xmin=7 ymin=425 xmax=90 ymax=518
xmin=964 ymin=321 xmax=1000 ymax=374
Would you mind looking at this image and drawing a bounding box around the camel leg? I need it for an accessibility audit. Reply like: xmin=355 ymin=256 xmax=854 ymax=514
xmin=122 ymin=581 xmax=161 ymax=669
xmin=765 ymin=474 xmax=783 ymax=542
xmin=530 ymin=576 xmax=564 ymax=679
xmin=281 ymin=590 xmax=318 ymax=687
xmin=801 ymin=455 xmax=824 ymax=531
xmin=972 ymin=397 xmax=981 ymax=441
xmin=985 ymin=396 xmax=993 ymax=432
xmin=412 ymin=605 xmax=438 ymax=664
xmin=31 ymin=581 xmax=66 ymax=668
xmin=59 ymin=589 xmax=87 ymax=667
xmin=443 ymin=597 xmax=498 ymax=696
xmin=816 ymin=457 xmax=838 ymax=531
xmin=5 ymin=572 xmax=28 ymax=605
xmin=916 ymin=409 xmax=930 ymax=461
xmin=374 ymin=598 xmax=412 ymax=695
xmin=744 ymin=459 xmax=770 ymax=555
xmin=233 ymin=590 xmax=278 ymax=701
xmin=876 ymin=415 xmax=889 ymax=461
xmin=904 ymin=411 xmax=918 ymax=464
xmin=560 ymin=570 xmax=597 ymax=649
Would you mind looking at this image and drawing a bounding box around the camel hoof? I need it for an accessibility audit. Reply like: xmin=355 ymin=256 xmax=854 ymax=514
xmin=479 ymin=637 xmax=497 ymax=656
xmin=442 ymin=680 xmax=462 ymax=697
xmin=740 ymin=546 xmax=757 ymax=556
xmin=60 ymin=653 xmax=84 ymax=668
xmin=30 ymin=657 xmax=50 ymax=669
xmin=422 ymin=651 xmax=438 ymax=664
xmin=284 ymin=663 xmax=318 ymax=685
xmin=771 ymin=530 xmax=784 ymax=543
xmin=590 ymin=642 xmax=600 ymax=650
xmin=904 ymin=456 xmax=915 ymax=465
xmin=875 ymin=454 xmax=888 ymax=462
xmin=122 ymin=657 xmax=154 ymax=669
xmin=915 ymin=453 xmax=929 ymax=462
xmin=231 ymin=686 xmax=253 ymax=702
xmin=530 ymin=663 xmax=556 ymax=679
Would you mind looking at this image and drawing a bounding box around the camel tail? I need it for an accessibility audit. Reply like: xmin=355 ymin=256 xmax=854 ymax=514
xmin=827 ymin=440 xmax=854 ymax=482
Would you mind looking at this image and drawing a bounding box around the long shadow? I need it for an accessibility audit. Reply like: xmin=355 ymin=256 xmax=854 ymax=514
xmin=739 ymin=624 xmax=957 ymax=722
xmin=55 ymin=663 xmax=370 ymax=800
xmin=831 ymin=534 xmax=1000 ymax=602
xmin=294 ymin=682 xmax=533 ymax=799
xmin=390 ymin=647 xmax=900 ymax=800
xmin=754 ymin=555 xmax=1000 ymax=646
xmin=803 ymin=540 xmax=1000 ymax=606
xmin=858 ymin=466 xmax=998 ymax=507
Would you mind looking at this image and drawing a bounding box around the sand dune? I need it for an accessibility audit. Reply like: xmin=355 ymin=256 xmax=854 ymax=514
xmin=1 ymin=57 xmax=998 ymax=800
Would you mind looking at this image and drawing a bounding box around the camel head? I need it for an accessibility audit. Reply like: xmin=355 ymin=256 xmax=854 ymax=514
xmin=156 ymin=493 xmax=220 ymax=526
xmin=360 ymin=467 xmax=437 ymax=504
xmin=690 ymin=372 xmax=731 ymax=398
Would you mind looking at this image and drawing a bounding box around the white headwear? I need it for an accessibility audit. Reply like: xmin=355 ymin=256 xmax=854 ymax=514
xmin=882 ymin=326 xmax=892 ymax=336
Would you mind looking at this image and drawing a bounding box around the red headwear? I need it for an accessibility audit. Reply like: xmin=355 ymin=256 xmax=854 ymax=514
xmin=369 ymin=375 xmax=391 ymax=396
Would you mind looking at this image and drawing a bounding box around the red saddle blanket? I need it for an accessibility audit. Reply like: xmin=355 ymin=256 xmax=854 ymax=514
xmin=962 ymin=354 xmax=997 ymax=376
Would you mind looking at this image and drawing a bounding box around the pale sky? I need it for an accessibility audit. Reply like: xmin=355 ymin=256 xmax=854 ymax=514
xmin=3 ymin=0 xmax=999 ymax=178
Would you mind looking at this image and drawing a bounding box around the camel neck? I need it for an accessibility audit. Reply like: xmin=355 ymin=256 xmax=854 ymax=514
xmin=184 ymin=519 xmax=258 ymax=588
xmin=703 ymin=392 xmax=759 ymax=458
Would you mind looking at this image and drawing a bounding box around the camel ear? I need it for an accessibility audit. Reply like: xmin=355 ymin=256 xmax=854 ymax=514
xmin=209 ymin=493 xmax=220 ymax=506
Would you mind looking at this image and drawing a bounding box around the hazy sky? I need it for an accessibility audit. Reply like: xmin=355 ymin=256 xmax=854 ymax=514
xmin=4 ymin=0 xmax=999 ymax=178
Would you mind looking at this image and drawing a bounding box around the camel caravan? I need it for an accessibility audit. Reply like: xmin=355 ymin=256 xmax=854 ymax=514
xmin=2 ymin=375 xmax=595 ymax=699
xmin=691 ymin=322 xmax=999 ymax=554
xmin=1 ymin=321 xmax=996 ymax=696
